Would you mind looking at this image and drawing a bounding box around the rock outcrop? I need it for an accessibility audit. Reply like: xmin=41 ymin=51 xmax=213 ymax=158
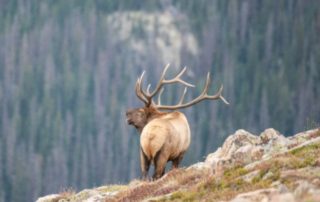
xmin=37 ymin=128 xmax=320 ymax=202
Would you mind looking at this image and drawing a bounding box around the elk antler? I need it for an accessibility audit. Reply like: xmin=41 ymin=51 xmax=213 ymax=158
xmin=135 ymin=64 xmax=229 ymax=109
xmin=135 ymin=71 xmax=149 ymax=105
xmin=155 ymin=72 xmax=229 ymax=110
xmin=135 ymin=64 xmax=194 ymax=107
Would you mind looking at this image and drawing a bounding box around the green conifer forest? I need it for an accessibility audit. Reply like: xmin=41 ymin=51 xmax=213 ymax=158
xmin=0 ymin=1 xmax=319 ymax=201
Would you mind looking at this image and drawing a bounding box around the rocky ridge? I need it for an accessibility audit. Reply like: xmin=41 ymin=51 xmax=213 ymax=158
xmin=37 ymin=128 xmax=320 ymax=202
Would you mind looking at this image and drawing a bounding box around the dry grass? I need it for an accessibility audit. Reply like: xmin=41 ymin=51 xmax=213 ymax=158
xmin=109 ymin=168 xmax=209 ymax=202
xmin=308 ymin=128 xmax=320 ymax=139
xmin=49 ymin=140 xmax=320 ymax=202
xmin=51 ymin=188 xmax=76 ymax=202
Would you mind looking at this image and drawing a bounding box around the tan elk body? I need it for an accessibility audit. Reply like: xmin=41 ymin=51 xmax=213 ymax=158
xmin=140 ymin=111 xmax=190 ymax=174
xmin=126 ymin=64 xmax=229 ymax=180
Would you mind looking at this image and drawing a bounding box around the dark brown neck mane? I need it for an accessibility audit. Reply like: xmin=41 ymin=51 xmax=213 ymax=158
xmin=137 ymin=106 xmax=167 ymax=133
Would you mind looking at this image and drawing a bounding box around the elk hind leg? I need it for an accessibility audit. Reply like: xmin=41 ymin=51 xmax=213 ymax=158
xmin=172 ymin=153 xmax=184 ymax=170
xmin=152 ymin=150 xmax=168 ymax=180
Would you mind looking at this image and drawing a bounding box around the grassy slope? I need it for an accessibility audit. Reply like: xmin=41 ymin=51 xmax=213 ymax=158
xmin=42 ymin=129 xmax=320 ymax=202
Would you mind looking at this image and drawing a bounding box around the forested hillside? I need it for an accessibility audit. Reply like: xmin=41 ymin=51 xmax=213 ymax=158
xmin=0 ymin=1 xmax=319 ymax=202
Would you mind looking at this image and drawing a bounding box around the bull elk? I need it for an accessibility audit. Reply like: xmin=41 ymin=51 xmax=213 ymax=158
xmin=126 ymin=64 xmax=229 ymax=180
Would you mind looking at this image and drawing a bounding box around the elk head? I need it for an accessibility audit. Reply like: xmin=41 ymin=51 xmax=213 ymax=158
xmin=126 ymin=64 xmax=229 ymax=132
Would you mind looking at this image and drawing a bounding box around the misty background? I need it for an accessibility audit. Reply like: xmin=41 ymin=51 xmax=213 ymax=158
xmin=0 ymin=1 xmax=319 ymax=201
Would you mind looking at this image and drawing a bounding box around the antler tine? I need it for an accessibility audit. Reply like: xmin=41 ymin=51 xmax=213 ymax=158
xmin=204 ymin=74 xmax=229 ymax=104
xmin=162 ymin=63 xmax=171 ymax=79
xmin=139 ymin=72 xmax=148 ymax=96
xmin=163 ymin=66 xmax=195 ymax=88
xmin=135 ymin=71 xmax=149 ymax=104
xmin=200 ymin=72 xmax=211 ymax=96
xmin=212 ymin=85 xmax=230 ymax=105
xmin=178 ymin=87 xmax=188 ymax=105
xmin=157 ymin=87 xmax=164 ymax=105
xmin=146 ymin=84 xmax=151 ymax=95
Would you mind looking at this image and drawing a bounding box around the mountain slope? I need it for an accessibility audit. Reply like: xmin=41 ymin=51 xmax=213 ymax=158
xmin=37 ymin=128 xmax=320 ymax=202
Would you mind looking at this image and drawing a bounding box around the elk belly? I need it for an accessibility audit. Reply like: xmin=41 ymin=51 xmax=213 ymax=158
xmin=140 ymin=122 xmax=169 ymax=160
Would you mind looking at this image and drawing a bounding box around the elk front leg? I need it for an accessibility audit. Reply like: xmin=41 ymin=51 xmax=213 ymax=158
xmin=140 ymin=149 xmax=150 ymax=180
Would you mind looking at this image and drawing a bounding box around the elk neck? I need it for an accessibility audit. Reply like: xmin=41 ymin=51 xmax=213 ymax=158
xmin=145 ymin=106 xmax=167 ymax=121
xmin=136 ymin=106 xmax=167 ymax=133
